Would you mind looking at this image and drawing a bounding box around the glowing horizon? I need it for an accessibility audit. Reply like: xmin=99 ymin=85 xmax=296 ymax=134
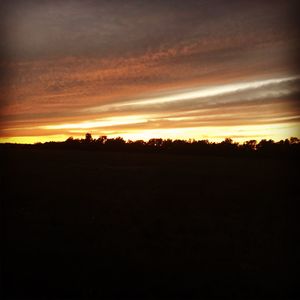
xmin=1 ymin=121 xmax=299 ymax=145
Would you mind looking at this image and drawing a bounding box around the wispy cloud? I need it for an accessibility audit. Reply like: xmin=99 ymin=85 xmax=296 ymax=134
xmin=85 ymin=76 xmax=299 ymax=112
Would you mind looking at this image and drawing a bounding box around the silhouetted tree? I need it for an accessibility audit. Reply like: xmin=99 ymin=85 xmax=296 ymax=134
xmin=241 ymin=140 xmax=257 ymax=153
xmin=148 ymin=138 xmax=163 ymax=147
xmin=290 ymin=137 xmax=300 ymax=144
xmin=256 ymin=139 xmax=276 ymax=156
xmin=218 ymin=138 xmax=239 ymax=155
xmin=85 ymin=133 xmax=93 ymax=143
xmin=128 ymin=140 xmax=146 ymax=152
xmin=244 ymin=140 xmax=257 ymax=150
xmin=161 ymin=139 xmax=173 ymax=151
xmin=97 ymin=135 xmax=107 ymax=144
xmin=105 ymin=137 xmax=125 ymax=150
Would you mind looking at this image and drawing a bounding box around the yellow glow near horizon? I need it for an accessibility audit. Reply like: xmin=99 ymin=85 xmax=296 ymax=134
xmin=0 ymin=135 xmax=69 ymax=144
xmin=1 ymin=122 xmax=299 ymax=144
xmin=108 ymin=123 xmax=300 ymax=142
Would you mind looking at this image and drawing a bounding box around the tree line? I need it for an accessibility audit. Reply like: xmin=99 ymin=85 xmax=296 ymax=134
xmin=10 ymin=133 xmax=297 ymax=158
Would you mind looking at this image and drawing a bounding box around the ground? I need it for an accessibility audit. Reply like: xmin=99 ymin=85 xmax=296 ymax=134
xmin=1 ymin=147 xmax=297 ymax=299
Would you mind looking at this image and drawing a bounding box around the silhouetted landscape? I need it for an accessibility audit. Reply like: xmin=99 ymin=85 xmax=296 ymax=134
xmin=1 ymin=0 xmax=300 ymax=298
xmin=3 ymin=134 xmax=300 ymax=157
xmin=1 ymin=136 xmax=299 ymax=299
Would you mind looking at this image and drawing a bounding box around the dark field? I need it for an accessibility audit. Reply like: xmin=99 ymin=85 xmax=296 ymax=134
xmin=1 ymin=148 xmax=298 ymax=299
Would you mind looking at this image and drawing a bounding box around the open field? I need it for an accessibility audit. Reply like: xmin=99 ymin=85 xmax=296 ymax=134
xmin=1 ymin=147 xmax=298 ymax=299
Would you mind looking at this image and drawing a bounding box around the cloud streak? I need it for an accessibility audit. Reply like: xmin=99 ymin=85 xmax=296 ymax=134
xmin=86 ymin=76 xmax=299 ymax=111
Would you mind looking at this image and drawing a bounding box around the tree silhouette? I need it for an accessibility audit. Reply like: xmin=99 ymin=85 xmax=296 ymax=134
xmin=97 ymin=135 xmax=107 ymax=144
xmin=290 ymin=137 xmax=300 ymax=144
xmin=148 ymin=138 xmax=163 ymax=147
xmin=241 ymin=140 xmax=257 ymax=154
xmin=23 ymin=132 xmax=300 ymax=158
xmin=85 ymin=133 xmax=93 ymax=143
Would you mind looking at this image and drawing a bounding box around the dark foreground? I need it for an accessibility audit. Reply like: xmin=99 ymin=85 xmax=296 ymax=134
xmin=1 ymin=148 xmax=298 ymax=299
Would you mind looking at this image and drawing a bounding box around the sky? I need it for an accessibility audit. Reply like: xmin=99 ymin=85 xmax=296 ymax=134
xmin=0 ymin=0 xmax=300 ymax=143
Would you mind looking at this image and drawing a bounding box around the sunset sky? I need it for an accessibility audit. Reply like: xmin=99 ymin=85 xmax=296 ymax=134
xmin=0 ymin=0 xmax=299 ymax=143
